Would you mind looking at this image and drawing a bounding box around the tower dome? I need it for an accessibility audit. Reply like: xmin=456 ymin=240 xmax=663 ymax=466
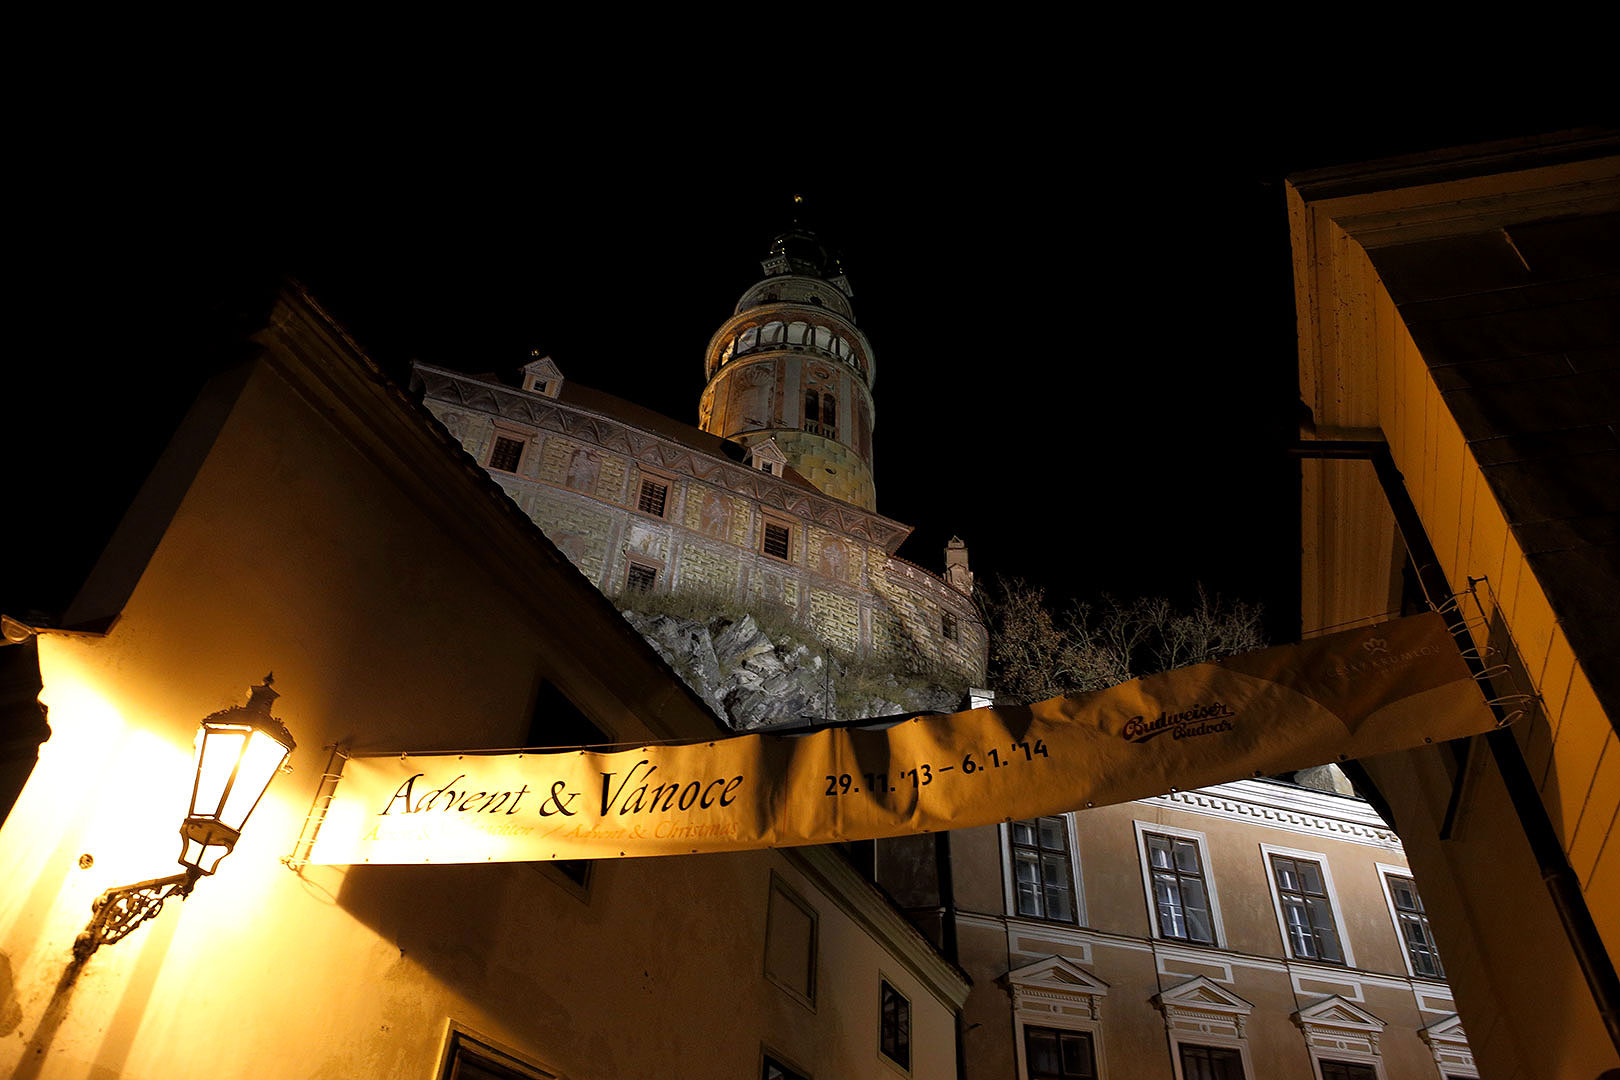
xmin=698 ymin=202 xmax=878 ymax=510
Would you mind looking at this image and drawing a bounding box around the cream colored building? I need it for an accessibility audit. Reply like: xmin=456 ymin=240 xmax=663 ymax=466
xmin=1291 ymin=131 xmax=1620 ymax=1077
xmin=879 ymin=775 xmax=1477 ymax=1079
xmin=0 ymin=285 xmax=968 ymax=1080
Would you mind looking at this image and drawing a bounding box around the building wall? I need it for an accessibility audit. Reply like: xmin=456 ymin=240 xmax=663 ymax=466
xmin=901 ymin=782 xmax=1477 ymax=1080
xmin=1290 ymin=141 xmax=1620 ymax=1079
xmin=0 ymin=291 xmax=966 ymax=1080
xmin=415 ymin=367 xmax=986 ymax=687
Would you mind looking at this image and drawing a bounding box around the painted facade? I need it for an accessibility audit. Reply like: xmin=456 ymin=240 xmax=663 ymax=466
xmin=412 ymin=225 xmax=987 ymax=691
xmin=1291 ymin=132 xmax=1620 ymax=1077
xmin=0 ymin=286 xmax=968 ymax=1079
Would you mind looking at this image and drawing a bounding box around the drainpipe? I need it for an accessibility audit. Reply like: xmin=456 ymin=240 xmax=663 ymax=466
xmin=1291 ymin=440 xmax=1620 ymax=1054
xmin=936 ymin=829 xmax=968 ymax=1080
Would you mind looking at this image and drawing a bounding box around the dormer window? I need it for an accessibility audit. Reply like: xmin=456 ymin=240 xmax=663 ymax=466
xmin=527 ymin=376 xmax=549 ymax=395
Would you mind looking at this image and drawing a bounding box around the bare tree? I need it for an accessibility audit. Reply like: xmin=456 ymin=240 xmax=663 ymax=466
xmin=984 ymin=579 xmax=1265 ymax=705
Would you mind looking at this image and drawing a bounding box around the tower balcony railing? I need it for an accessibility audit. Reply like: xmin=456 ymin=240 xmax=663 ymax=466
xmin=803 ymin=420 xmax=837 ymax=439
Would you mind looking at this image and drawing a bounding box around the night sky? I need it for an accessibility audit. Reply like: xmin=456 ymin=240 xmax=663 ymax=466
xmin=12 ymin=104 xmax=1595 ymax=643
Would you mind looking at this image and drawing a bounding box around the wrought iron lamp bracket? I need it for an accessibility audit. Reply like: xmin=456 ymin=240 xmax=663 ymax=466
xmin=73 ymin=869 xmax=200 ymax=961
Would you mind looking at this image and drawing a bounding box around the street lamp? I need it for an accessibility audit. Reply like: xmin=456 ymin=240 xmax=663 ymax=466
xmin=73 ymin=676 xmax=295 ymax=961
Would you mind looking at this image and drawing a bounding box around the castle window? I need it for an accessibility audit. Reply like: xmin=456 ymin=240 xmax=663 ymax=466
xmin=821 ymin=393 xmax=836 ymax=435
xmin=942 ymin=612 xmax=958 ymax=642
xmin=637 ymin=478 xmax=669 ymax=518
xmin=488 ymin=435 xmax=525 ymax=473
xmin=625 ymin=562 xmax=658 ymax=595
xmin=804 ymin=389 xmax=819 ymax=426
xmin=762 ymin=521 xmax=792 ymax=561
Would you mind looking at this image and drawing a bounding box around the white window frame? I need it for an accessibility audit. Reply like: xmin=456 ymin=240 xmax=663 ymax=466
xmin=1374 ymin=861 xmax=1444 ymax=982
xmin=877 ymin=973 xmax=911 ymax=1076
xmin=1001 ymin=814 xmax=1086 ymax=927
xmin=1133 ymin=820 xmax=1227 ymax=949
xmin=1168 ymin=1033 xmax=1252 ymax=1080
xmin=1259 ymin=842 xmax=1357 ymax=968
xmin=1309 ymin=1051 xmax=1386 ymax=1080
xmin=1014 ymin=1016 xmax=1107 ymax=1080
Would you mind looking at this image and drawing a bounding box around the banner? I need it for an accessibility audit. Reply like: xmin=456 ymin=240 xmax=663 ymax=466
xmin=308 ymin=612 xmax=1496 ymax=866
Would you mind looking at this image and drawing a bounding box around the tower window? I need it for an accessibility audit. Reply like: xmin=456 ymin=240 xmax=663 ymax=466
xmin=489 ymin=435 xmax=525 ymax=473
xmin=638 ymin=479 xmax=669 ymax=517
xmin=942 ymin=612 xmax=958 ymax=642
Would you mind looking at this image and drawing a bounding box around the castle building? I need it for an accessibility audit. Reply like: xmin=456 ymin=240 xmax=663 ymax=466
xmin=412 ymin=219 xmax=987 ymax=694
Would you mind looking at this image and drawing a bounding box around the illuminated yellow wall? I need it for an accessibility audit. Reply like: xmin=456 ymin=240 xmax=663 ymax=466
xmin=0 ymin=293 xmax=963 ymax=1079
xmin=1291 ymin=157 xmax=1620 ymax=1079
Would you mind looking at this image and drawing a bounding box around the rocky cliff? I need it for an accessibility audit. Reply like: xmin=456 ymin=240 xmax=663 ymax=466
xmin=622 ymin=610 xmax=967 ymax=730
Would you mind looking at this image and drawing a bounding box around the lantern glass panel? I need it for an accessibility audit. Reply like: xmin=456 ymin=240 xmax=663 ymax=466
xmin=192 ymin=726 xmax=249 ymax=819
xmin=219 ymin=729 xmax=289 ymax=831
xmin=182 ymin=836 xmax=233 ymax=875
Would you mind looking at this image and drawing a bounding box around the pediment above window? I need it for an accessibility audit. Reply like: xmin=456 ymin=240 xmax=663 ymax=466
xmin=520 ymin=355 xmax=563 ymax=398
xmin=1003 ymin=957 xmax=1109 ymax=1020
xmin=1292 ymin=995 xmax=1386 ymax=1056
xmin=1419 ymin=1014 xmax=1477 ymax=1075
xmin=1153 ymin=976 xmax=1254 ymax=1039
xmin=749 ymin=437 xmax=788 ymax=474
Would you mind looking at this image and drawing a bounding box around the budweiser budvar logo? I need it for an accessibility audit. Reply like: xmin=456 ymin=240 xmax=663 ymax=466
xmin=1121 ymin=703 xmax=1236 ymax=744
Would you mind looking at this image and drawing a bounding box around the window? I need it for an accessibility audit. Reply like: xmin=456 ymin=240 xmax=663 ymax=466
xmin=527 ymin=681 xmax=609 ymax=888
xmin=765 ymin=874 xmax=817 ymax=1007
xmin=1385 ymin=872 xmax=1444 ymax=978
xmin=763 ymin=521 xmax=792 ymax=561
xmin=625 ymin=562 xmax=657 ymax=595
xmin=1010 ymin=816 xmax=1077 ymax=923
xmin=942 ymin=612 xmax=958 ymax=642
xmin=760 ymin=461 xmax=775 ymax=475
xmin=762 ymin=1055 xmax=808 ymax=1080
xmin=1178 ymin=1043 xmax=1246 ymax=1080
xmin=1024 ymin=1026 xmax=1096 ymax=1080
xmin=1318 ymin=1062 xmax=1377 ymax=1080
xmin=637 ymin=478 xmax=668 ymax=517
xmin=1145 ymin=832 xmax=1214 ymax=944
xmin=489 ymin=435 xmax=524 ymax=473
xmin=1270 ymin=854 xmax=1344 ymax=963
xmin=880 ymin=980 xmax=910 ymax=1070
xmin=439 ymin=1025 xmax=556 ymax=1080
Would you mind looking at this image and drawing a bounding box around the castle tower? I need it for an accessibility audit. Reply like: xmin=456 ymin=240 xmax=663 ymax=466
xmin=698 ymin=201 xmax=878 ymax=511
